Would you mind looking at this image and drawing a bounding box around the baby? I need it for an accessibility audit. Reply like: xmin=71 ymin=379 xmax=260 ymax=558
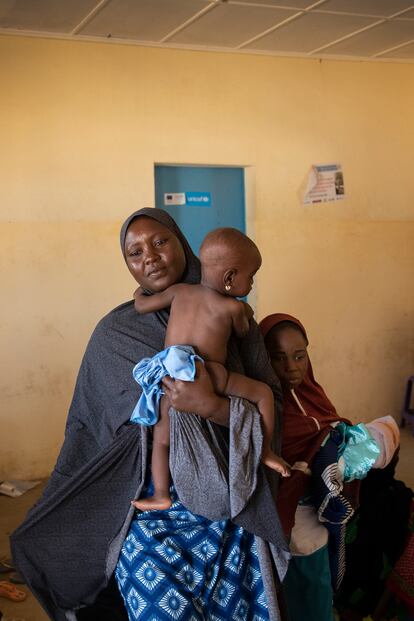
xmin=131 ymin=227 xmax=290 ymax=511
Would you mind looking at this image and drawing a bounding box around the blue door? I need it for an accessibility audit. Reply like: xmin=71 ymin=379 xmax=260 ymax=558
xmin=154 ymin=165 xmax=245 ymax=256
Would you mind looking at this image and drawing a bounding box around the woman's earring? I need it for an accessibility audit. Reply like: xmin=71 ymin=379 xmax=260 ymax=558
xmin=225 ymin=284 xmax=231 ymax=291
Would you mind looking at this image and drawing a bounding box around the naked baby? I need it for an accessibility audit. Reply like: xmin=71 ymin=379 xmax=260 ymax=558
xmin=131 ymin=227 xmax=290 ymax=511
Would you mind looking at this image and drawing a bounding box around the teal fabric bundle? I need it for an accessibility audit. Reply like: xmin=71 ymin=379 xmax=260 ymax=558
xmin=337 ymin=422 xmax=380 ymax=482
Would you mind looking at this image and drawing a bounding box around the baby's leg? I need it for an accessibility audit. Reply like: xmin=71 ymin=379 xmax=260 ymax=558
xmin=204 ymin=361 xmax=230 ymax=394
xmin=224 ymin=371 xmax=291 ymax=477
xmin=133 ymin=396 xmax=172 ymax=511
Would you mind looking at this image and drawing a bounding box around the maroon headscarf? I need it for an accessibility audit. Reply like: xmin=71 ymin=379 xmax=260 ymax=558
xmin=260 ymin=313 xmax=350 ymax=534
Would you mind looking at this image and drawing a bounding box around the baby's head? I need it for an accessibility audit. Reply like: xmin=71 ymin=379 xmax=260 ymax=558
xmin=199 ymin=228 xmax=262 ymax=297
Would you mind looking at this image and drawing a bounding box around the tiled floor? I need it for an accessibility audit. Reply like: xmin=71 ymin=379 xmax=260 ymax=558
xmin=1 ymin=426 xmax=413 ymax=621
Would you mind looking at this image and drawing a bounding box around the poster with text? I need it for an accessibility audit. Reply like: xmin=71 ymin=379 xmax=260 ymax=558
xmin=303 ymin=163 xmax=345 ymax=205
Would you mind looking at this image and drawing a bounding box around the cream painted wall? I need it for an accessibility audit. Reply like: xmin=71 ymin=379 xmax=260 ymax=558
xmin=1 ymin=35 xmax=413 ymax=478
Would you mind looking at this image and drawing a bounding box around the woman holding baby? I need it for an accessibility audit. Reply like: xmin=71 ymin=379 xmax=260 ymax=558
xmin=12 ymin=208 xmax=289 ymax=621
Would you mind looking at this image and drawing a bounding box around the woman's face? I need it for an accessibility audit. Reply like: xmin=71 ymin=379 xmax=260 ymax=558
xmin=266 ymin=326 xmax=309 ymax=389
xmin=124 ymin=217 xmax=186 ymax=292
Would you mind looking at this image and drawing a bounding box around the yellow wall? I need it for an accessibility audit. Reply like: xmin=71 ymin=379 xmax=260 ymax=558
xmin=1 ymin=35 xmax=413 ymax=478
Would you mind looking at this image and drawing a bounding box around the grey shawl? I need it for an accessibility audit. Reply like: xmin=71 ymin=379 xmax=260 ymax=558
xmin=11 ymin=208 xmax=289 ymax=621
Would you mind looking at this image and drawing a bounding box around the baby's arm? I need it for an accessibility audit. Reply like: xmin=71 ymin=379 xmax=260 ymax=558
xmin=231 ymin=300 xmax=253 ymax=338
xmin=134 ymin=284 xmax=178 ymax=314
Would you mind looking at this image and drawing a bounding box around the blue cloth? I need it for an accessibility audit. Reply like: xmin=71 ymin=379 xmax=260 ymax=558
xmin=131 ymin=345 xmax=202 ymax=426
xmin=116 ymin=486 xmax=269 ymax=620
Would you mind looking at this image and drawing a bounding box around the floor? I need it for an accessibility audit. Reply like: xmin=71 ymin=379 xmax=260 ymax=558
xmin=1 ymin=426 xmax=413 ymax=621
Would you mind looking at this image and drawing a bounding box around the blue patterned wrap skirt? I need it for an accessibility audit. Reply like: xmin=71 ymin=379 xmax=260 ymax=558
xmin=115 ymin=487 xmax=269 ymax=620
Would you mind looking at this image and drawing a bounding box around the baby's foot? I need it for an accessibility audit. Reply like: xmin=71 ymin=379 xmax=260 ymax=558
xmin=132 ymin=495 xmax=172 ymax=511
xmin=263 ymin=451 xmax=291 ymax=477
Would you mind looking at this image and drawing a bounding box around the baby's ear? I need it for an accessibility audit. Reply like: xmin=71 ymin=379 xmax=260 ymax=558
xmin=223 ymin=268 xmax=236 ymax=289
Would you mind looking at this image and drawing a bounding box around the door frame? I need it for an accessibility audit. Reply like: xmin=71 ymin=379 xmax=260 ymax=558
xmin=153 ymin=162 xmax=256 ymax=307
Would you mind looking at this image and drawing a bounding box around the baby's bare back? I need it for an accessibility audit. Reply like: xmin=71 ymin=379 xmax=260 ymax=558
xmin=165 ymin=284 xmax=238 ymax=364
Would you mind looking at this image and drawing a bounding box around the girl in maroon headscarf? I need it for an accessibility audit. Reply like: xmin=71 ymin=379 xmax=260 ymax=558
xmin=260 ymin=313 xmax=350 ymax=535
xmin=260 ymin=313 xmax=399 ymax=621
xmin=260 ymin=314 xmax=358 ymax=621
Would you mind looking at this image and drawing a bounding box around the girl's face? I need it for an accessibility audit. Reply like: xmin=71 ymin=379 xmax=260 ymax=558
xmin=266 ymin=326 xmax=309 ymax=389
xmin=124 ymin=217 xmax=186 ymax=292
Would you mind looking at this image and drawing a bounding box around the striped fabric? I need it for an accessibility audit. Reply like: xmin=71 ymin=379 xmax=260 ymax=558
xmin=312 ymin=428 xmax=354 ymax=591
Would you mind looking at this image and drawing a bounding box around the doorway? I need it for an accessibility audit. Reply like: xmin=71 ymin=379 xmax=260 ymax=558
xmin=154 ymin=164 xmax=246 ymax=256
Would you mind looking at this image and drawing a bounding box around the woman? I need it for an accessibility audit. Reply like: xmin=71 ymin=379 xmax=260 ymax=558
xmin=260 ymin=313 xmax=354 ymax=621
xmin=11 ymin=209 xmax=288 ymax=621
xmin=259 ymin=313 xmax=401 ymax=621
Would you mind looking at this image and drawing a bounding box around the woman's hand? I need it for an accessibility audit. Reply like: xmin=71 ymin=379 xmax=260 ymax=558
xmin=161 ymin=361 xmax=230 ymax=426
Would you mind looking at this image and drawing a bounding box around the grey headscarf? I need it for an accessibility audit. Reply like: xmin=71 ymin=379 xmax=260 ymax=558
xmin=119 ymin=207 xmax=200 ymax=283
